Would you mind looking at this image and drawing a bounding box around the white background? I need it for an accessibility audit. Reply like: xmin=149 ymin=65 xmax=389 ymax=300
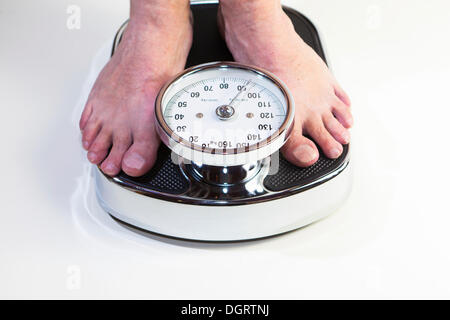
xmin=1 ymin=0 xmax=450 ymax=299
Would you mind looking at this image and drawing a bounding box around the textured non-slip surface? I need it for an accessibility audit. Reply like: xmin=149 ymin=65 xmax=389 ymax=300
xmin=118 ymin=147 xmax=189 ymax=194
xmin=264 ymin=145 xmax=348 ymax=191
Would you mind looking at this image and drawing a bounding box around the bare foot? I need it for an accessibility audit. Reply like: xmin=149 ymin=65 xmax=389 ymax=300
xmin=219 ymin=0 xmax=353 ymax=166
xmin=79 ymin=0 xmax=192 ymax=176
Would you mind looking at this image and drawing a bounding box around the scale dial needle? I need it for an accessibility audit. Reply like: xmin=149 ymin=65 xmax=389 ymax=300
xmin=229 ymin=79 xmax=253 ymax=107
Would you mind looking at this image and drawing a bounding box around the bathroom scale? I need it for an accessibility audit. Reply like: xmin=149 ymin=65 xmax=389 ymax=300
xmin=95 ymin=1 xmax=351 ymax=241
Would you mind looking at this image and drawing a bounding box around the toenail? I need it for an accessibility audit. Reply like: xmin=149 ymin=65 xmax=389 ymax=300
xmin=329 ymin=147 xmax=342 ymax=158
xmin=83 ymin=140 xmax=89 ymax=149
xmin=293 ymin=145 xmax=316 ymax=163
xmin=103 ymin=162 xmax=117 ymax=173
xmin=348 ymin=116 xmax=354 ymax=127
xmin=342 ymin=131 xmax=350 ymax=143
xmin=124 ymin=153 xmax=145 ymax=170
xmin=87 ymin=151 xmax=97 ymax=162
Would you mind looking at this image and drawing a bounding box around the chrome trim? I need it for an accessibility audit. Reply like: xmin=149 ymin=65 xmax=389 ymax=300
xmin=111 ymin=21 xmax=127 ymax=56
xmin=190 ymin=0 xmax=219 ymax=4
xmin=100 ymin=151 xmax=349 ymax=206
xmin=96 ymin=159 xmax=353 ymax=241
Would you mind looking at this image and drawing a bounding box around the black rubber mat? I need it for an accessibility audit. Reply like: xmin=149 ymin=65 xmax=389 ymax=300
xmin=264 ymin=145 xmax=348 ymax=191
xmin=118 ymin=146 xmax=189 ymax=194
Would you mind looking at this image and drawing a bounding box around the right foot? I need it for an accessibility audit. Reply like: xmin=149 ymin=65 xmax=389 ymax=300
xmin=218 ymin=0 xmax=353 ymax=167
xmin=79 ymin=0 xmax=192 ymax=177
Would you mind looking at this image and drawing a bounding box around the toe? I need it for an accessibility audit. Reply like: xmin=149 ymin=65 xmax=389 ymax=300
xmin=100 ymin=132 xmax=132 ymax=176
xmin=334 ymin=83 xmax=351 ymax=107
xmin=305 ymin=117 xmax=343 ymax=159
xmin=282 ymin=129 xmax=319 ymax=167
xmin=79 ymin=102 xmax=93 ymax=131
xmin=323 ymin=114 xmax=350 ymax=145
xmin=81 ymin=120 xmax=101 ymax=150
xmin=87 ymin=129 xmax=112 ymax=164
xmin=122 ymin=132 xmax=159 ymax=177
xmin=332 ymin=98 xmax=353 ymax=128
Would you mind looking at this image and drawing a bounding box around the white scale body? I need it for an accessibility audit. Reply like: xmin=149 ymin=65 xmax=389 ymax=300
xmin=95 ymin=2 xmax=352 ymax=241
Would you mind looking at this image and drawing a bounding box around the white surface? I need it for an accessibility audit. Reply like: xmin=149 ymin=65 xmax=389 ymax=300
xmin=1 ymin=0 xmax=450 ymax=299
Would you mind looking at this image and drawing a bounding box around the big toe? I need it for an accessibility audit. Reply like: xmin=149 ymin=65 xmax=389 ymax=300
xmin=282 ymin=130 xmax=319 ymax=167
xmin=122 ymin=135 xmax=159 ymax=177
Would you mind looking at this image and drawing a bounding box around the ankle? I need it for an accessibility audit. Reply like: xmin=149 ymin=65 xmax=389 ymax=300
xmin=121 ymin=0 xmax=192 ymax=51
xmin=218 ymin=0 xmax=309 ymax=72
xmin=130 ymin=0 xmax=191 ymax=28
xmin=220 ymin=0 xmax=294 ymax=41
xmin=219 ymin=0 xmax=284 ymax=24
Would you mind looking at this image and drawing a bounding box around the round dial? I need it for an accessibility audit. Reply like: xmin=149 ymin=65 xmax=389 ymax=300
xmin=155 ymin=62 xmax=294 ymax=166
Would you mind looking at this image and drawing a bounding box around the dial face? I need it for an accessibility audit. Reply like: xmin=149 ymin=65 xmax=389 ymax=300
xmin=159 ymin=64 xmax=291 ymax=155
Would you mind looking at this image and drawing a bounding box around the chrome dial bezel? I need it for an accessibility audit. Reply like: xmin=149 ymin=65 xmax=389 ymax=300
xmin=155 ymin=61 xmax=295 ymax=166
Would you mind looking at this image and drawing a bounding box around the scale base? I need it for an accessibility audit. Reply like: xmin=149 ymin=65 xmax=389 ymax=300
xmin=96 ymin=163 xmax=351 ymax=241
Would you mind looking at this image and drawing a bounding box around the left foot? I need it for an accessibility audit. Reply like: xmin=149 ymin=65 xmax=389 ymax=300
xmin=79 ymin=0 xmax=193 ymax=176
xmin=219 ymin=0 xmax=353 ymax=166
